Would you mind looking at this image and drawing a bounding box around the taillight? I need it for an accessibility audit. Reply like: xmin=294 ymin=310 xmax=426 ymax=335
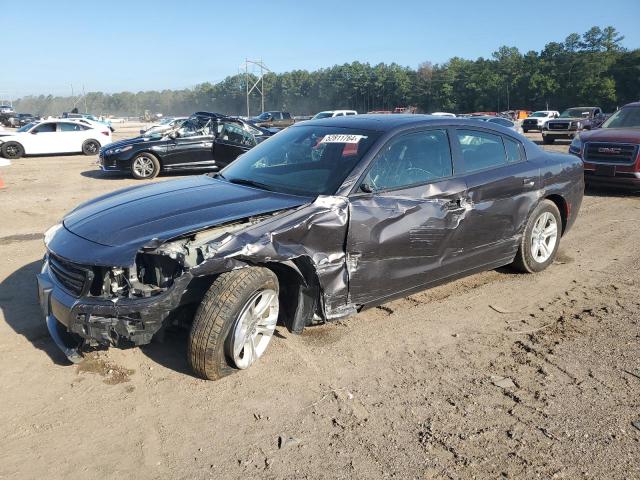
xmin=101 ymin=131 xmax=110 ymax=136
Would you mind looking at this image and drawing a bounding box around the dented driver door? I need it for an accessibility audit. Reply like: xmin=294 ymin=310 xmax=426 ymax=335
xmin=345 ymin=129 xmax=471 ymax=307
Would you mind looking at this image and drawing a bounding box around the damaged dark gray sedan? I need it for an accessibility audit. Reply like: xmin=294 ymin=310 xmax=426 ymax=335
xmin=37 ymin=115 xmax=583 ymax=380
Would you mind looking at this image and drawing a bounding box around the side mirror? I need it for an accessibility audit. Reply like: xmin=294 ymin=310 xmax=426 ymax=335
xmin=31 ymin=130 xmax=37 ymax=134
xmin=359 ymin=183 xmax=374 ymax=193
xmin=168 ymin=131 xmax=179 ymax=139
xmin=139 ymin=129 xmax=145 ymax=135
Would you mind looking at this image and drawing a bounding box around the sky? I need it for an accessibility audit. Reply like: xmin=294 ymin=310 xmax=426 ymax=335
xmin=2 ymin=0 xmax=639 ymax=99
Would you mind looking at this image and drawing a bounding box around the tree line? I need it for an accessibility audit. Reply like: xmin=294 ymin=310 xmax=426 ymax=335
xmin=14 ymin=26 xmax=639 ymax=117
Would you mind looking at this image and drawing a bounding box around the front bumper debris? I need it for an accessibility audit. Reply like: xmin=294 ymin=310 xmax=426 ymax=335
xmin=37 ymin=256 xmax=191 ymax=360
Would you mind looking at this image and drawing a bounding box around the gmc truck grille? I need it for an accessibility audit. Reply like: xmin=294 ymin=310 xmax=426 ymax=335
xmin=49 ymin=254 xmax=92 ymax=296
xmin=547 ymin=122 xmax=570 ymax=130
xmin=523 ymin=119 xmax=538 ymax=127
xmin=584 ymin=142 xmax=638 ymax=165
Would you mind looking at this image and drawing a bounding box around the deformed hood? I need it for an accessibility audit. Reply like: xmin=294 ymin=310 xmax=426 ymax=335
xmin=63 ymin=176 xmax=310 ymax=249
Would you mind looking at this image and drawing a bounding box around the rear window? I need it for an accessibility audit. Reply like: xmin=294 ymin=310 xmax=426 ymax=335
xmin=456 ymin=129 xmax=507 ymax=172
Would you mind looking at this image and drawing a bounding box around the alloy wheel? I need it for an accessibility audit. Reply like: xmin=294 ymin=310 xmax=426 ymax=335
xmin=133 ymin=156 xmax=155 ymax=178
xmin=530 ymin=212 xmax=558 ymax=263
xmin=230 ymin=289 xmax=279 ymax=370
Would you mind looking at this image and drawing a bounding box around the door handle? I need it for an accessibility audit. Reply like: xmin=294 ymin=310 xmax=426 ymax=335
xmin=523 ymin=178 xmax=536 ymax=187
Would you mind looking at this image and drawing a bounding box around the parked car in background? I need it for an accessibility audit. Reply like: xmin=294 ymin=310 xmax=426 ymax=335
xmin=569 ymin=101 xmax=640 ymax=190
xmin=140 ymin=117 xmax=187 ymax=136
xmin=99 ymin=112 xmax=272 ymax=179
xmin=312 ymin=110 xmax=358 ymax=119
xmin=65 ymin=117 xmax=116 ymax=132
xmin=0 ymin=105 xmax=15 ymax=114
xmin=522 ymin=111 xmax=560 ymax=132
xmin=39 ymin=115 xmax=583 ymax=380
xmin=7 ymin=113 xmax=39 ymax=127
xmin=469 ymin=115 xmax=524 ymax=134
xmin=62 ymin=112 xmax=113 ymax=130
xmin=0 ymin=120 xmax=112 ymax=159
xmin=430 ymin=112 xmax=457 ymax=117
xmin=542 ymin=107 xmax=605 ymax=144
xmin=249 ymin=111 xmax=294 ymax=129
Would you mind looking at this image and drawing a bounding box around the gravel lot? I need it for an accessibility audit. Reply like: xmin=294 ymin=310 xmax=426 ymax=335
xmin=0 ymin=125 xmax=638 ymax=479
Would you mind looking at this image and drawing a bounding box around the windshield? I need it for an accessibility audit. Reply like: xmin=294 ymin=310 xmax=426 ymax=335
xmin=17 ymin=122 xmax=37 ymax=132
xmin=560 ymin=108 xmax=592 ymax=118
xmin=312 ymin=112 xmax=333 ymax=119
xmin=256 ymin=112 xmax=271 ymax=121
xmin=220 ymin=125 xmax=382 ymax=196
xmin=601 ymin=107 xmax=640 ymax=129
xmin=530 ymin=112 xmax=548 ymax=117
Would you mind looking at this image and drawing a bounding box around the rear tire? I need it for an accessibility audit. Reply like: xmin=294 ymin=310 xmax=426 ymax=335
xmin=188 ymin=267 xmax=279 ymax=381
xmin=522 ymin=128 xmax=528 ymax=133
xmin=512 ymin=200 xmax=562 ymax=273
xmin=82 ymin=139 xmax=100 ymax=155
xmin=1 ymin=141 xmax=24 ymax=159
xmin=130 ymin=152 xmax=160 ymax=179
xmin=542 ymin=135 xmax=555 ymax=145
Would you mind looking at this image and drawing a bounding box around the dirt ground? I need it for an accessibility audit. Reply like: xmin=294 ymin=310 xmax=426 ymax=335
xmin=0 ymin=125 xmax=638 ymax=480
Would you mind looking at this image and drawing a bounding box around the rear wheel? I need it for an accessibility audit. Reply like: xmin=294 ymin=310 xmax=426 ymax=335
xmin=512 ymin=200 xmax=561 ymax=273
xmin=522 ymin=128 xmax=529 ymax=133
xmin=542 ymin=135 xmax=555 ymax=145
xmin=188 ymin=267 xmax=279 ymax=380
xmin=82 ymin=139 xmax=100 ymax=155
xmin=1 ymin=141 xmax=24 ymax=159
xmin=131 ymin=152 xmax=160 ymax=179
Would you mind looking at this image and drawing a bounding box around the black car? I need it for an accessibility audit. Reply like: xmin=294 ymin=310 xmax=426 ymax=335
xmin=38 ymin=115 xmax=583 ymax=380
xmin=98 ymin=112 xmax=272 ymax=179
xmin=9 ymin=113 xmax=38 ymax=127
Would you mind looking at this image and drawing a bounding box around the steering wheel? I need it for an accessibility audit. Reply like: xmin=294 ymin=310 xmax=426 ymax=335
xmin=405 ymin=167 xmax=436 ymax=178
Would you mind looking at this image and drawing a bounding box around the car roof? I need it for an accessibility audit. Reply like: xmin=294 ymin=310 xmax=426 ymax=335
xmin=622 ymin=102 xmax=640 ymax=108
xmin=299 ymin=114 xmax=521 ymax=132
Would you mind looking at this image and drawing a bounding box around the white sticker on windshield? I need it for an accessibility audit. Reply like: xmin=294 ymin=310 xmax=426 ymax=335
xmin=320 ymin=134 xmax=367 ymax=144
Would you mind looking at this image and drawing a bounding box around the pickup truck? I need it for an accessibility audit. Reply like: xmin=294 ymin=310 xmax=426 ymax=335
xmin=249 ymin=111 xmax=294 ymax=129
xmin=542 ymin=106 xmax=606 ymax=144
xmin=522 ymin=110 xmax=560 ymax=132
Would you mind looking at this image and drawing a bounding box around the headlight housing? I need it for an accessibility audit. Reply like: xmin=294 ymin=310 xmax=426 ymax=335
xmin=43 ymin=223 xmax=62 ymax=247
xmin=107 ymin=145 xmax=133 ymax=155
xmin=569 ymin=135 xmax=583 ymax=156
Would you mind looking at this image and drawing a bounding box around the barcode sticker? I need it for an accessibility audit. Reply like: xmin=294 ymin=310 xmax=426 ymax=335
xmin=320 ymin=134 xmax=367 ymax=144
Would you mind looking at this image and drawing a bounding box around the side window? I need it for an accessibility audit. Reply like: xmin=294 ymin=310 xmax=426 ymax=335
xmin=456 ymin=129 xmax=507 ymax=173
xmin=33 ymin=123 xmax=56 ymax=133
xmin=346 ymin=112 xmax=356 ymax=115
xmin=59 ymin=122 xmax=82 ymax=132
xmin=363 ymin=130 xmax=453 ymax=192
xmin=283 ymin=112 xmax=291 ymax=119
xmin=221 ymin=122 xmax=256 ymax=147
xmin=504 ymin=137 xmax=524 ymax=163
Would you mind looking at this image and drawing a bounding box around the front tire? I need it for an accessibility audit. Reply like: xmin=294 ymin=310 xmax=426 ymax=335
xmin=82 ymin=139 xmax=100 ymax=155
xmin=1 ymin=141 xmax=24 ymax=159
xmin=522 ymin=128 xmax=529 ymax=133
xmin=130 ymin=152 xmax=160 ymax=179
xmin=542 ymin=135 xmax=555 ymax=145
xmin=512 ymin=200 xmax=561 ymax=273
xmin=188 ymin=267 xmax=279 ymax=380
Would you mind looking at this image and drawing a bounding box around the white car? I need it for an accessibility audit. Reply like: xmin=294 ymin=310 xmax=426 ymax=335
xmin=430 ymin=112 xmax=457 ymax=117
xmin=140 ymin=117 xmax=187 ymax=135
xmin=522 ymin=110 xmax=560 ymax=132
xmin=312 ymin=110 xmax=358 ymax=119
xmin=64 ymin=117 xmax=116 ymax=132
xmin=0 ymin=119 xmax=112 ymax=159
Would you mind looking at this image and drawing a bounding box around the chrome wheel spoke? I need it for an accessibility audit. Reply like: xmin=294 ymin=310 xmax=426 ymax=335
xmin=530 ymin=211 xmax=558 ymax=263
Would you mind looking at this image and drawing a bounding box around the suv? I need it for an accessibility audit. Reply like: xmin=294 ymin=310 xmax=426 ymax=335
xmin=250 ymin=111 xmax=294 ymax=129
xmin=522 ymin=111 xmax=559 ymax=132
xmin=312 ymin=110 xmax=358 ymax=119
xmin=569 ymin=101 xmax=640 ymax=189
xmin=542 ymin=107 xmax=605 ymax=144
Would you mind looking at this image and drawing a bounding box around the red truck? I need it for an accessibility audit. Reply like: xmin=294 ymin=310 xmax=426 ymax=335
xmin=569 ymin=101 xmax=640 ymax=189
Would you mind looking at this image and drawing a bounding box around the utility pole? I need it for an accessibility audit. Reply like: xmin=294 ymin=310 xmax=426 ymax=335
xmin=241 ymin=59 xmax=270 ymax=117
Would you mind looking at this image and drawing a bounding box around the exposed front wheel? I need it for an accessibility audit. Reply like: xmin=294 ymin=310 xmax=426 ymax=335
xmin=1 ymin=141 xmax=24 ymax=159
xmin=188 ymin=267 xmax=279 ymax=380
xmin=542 ymin=135 xmax=555 ymax=144
xmin=130 ymin=153 xmax=160 ymax=179
xmin=512 ymin=200 xmax=561 ymax=273
xmin=82 ymin=139 xmax=100 ymax=155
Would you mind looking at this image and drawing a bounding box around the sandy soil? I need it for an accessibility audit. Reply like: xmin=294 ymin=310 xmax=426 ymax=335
xmin=0 ymin=127 xmax=638 ymax=479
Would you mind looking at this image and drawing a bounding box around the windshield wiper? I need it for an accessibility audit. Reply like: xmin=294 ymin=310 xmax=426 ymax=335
xmin=228 ymin=177 xmax=273 ymax=191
